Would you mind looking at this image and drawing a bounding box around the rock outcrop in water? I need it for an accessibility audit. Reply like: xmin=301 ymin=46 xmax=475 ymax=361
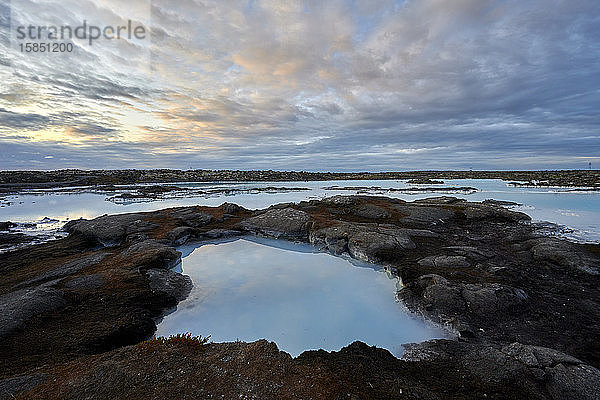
xmin=1 ymin=196 xmax=599 ymax=399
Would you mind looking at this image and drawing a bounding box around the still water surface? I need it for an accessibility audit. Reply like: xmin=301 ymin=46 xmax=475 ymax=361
xmin=155 ymin=237 xmax=447 ymax=357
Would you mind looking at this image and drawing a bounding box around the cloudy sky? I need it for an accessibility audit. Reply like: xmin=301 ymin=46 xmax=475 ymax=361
xmin=0 ymin=0 xmax=599 ymax=171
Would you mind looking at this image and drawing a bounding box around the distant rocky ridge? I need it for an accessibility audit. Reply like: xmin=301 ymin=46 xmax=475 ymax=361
xmin=0 ymin=169 xmax=599 ymax=191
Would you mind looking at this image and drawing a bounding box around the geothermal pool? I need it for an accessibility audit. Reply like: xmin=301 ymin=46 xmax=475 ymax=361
xmin=154 ymin=237 xmax=447 ymax=357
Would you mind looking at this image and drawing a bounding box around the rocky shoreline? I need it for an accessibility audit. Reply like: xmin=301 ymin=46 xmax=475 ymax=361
xmin=0 ymin=169 xmax=599 ymax=191
xmin=1 ymin=196 xmax=599 ymax=399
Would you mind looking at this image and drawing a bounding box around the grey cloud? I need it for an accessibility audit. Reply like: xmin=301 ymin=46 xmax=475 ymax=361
xmin=1 ymin=0 xmax=599 ymax=170
xmin=67 ymin=123 xmax=118 ymax=138
xmin=0 ymin=108 xmax=50 ymax=130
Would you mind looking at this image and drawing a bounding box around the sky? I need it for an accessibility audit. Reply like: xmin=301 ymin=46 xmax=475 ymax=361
xmin=0 ymin=0 xmax=599 ymax=171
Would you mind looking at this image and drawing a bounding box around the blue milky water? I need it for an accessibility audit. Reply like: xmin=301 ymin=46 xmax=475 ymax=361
xmin=154 ymin=237 xmax=447 ymax=357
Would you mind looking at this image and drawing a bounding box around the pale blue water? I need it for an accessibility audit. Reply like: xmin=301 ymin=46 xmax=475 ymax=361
xmin=154 ymin=237 xmax=447 ymax=357
xmin=1 ymin=179 xmax=599 ymax=243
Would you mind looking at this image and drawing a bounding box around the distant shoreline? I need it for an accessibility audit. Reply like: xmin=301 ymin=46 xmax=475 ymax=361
xmin=0 ymin=169 xmax=599 ymax=190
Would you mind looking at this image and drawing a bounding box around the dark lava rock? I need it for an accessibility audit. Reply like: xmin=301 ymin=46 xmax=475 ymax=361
xmin=310 ymin=223 xmax=427 ymax=262
xmin=414 ymin=196 xmax=466 ymax=204
xmin=529 ymin=237 xmax=600 ymax=275
xmin=17 ymin=338 xmax=600 ymax=400
xmin=120 ymin=240 xmax=181 ymax=269
xmin=138 ymin=185 xmax=182 ymax=195
xmin=0 ymin=232 xmax=32 ymax=246
xmin=240 ymin=207 xmax=311 ymax=239
xmin=221 ymin=202 xmax=245 ymax=214
xmin=406 ymin=178 xmax=444 ymax=184
xmin=0 ymin=373 xmax=46 ymax=400
xmin=145 ymin=268 xmax=192 ymax=302
xmin=403 ymin=340 xmax=600 ymax=400
xmin=392 ymin=204 xmax=456 ymax=226
xmin=418 ymin=255 xmax=470 ymax=268
xmin=347 ymin=230 xmax=415 ymax=263
xmin=14 ymin=252 xmax=108 ymax=289
xmin=462 ymin=342 xmax=600 ymax=400
xmin=309 ymin=224 xmax=352 ymax=255
xmin=64 ymin=214 xmax=158 ymax=246
xmin=320 ymin=195 xmax=360 ymax=206
xmin=482 ymin=199 xmax=521 ymax=207
xmin=63 ymin=273 xmax=105 ymax=291
xmin=350 ymin=204 xmax=392 ymax=219
xmin=199 ymin=229 xmax=243 ymax=239
xmin=0 ymin=222 xmax=15 ymax=231
xmin=462 ymin=204 xmax=531 ymax=222
xmin=0 ymin=282 xmax=66 ymax=340
xmin=165 ymin=226 xmax=194 ymax=246
xmin=400 ymin=274 xmax=529 ymax=334
xmin=170 ymin=208 xmax=213 ymax=228
xmin=2 ymin=195 xmax=600 ymax=399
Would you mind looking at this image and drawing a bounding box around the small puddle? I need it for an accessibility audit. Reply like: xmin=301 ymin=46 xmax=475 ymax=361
xmin=155 ymin=237 xmax=446 ymax=357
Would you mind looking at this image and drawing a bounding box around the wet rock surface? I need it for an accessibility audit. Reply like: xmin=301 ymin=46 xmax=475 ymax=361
xmin=1 ymin=196 xmax=599 ymax=399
